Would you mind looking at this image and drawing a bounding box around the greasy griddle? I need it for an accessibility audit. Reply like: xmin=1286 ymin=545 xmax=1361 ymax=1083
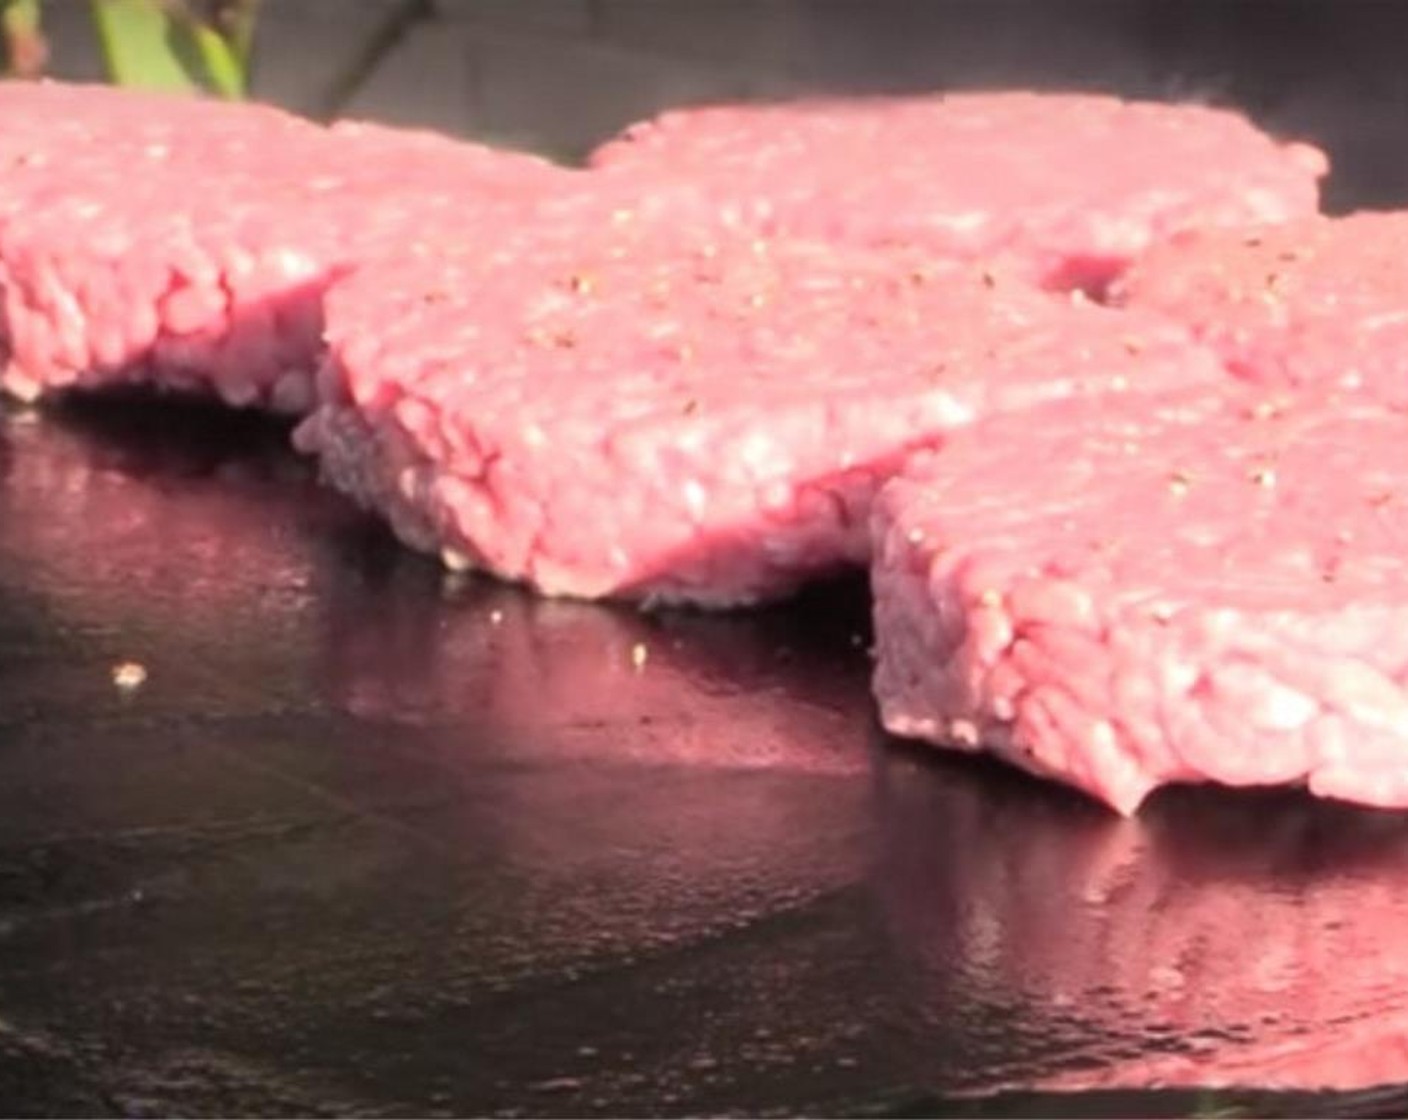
xmin=2 ymin=397 xmax=1408 ymax=1118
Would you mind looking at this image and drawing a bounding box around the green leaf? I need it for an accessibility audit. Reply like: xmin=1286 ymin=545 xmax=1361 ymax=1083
xmin=1189 ymin=1091 xmax=1248 ymax=1119
xmin=2 ymin=0 xmax=48 ymax=78
xmin=88 ymin=0 xmax=252 ymax=99
xmin=1 ymin=0 xmax=42 ymax=38
xmin=185 ymin=15 xmax=244 ymax=98
xmin=89 ymin=0 xmax=202 ymax=93
xmin=216 ymin=0 xmax=260 ymax=65
xmin=1 ymin=0 xmax=42 ymax=37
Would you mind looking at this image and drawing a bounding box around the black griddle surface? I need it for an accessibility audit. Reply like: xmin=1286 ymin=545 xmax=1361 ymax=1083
xmin=2 ymin=396 xmax=1408 ymax=1118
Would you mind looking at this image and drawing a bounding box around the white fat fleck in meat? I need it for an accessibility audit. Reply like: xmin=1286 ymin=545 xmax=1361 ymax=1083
xmin=948 ymin=718 xmax=980 ymax=746
xmin=682 ymin=478 xmax=708 ymax=519
xmin=268 ymin=246 xmax=321 ymax=282
xmin=930 ymin=210 xmax=990 ymax=233
xmin=1359 ymin=310 xmax=1408 ymax=332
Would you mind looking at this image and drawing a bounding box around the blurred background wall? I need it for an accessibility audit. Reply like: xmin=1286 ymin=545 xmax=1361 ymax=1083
xmin=29 ymin=1 xmax=1408 ymax=210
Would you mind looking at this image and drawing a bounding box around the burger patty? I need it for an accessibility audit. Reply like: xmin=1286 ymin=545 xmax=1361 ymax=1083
xmin=589 ymin=91 xmax=1328 ymax=291
xmin=871 ymin=385 xmax=1408 ymax=814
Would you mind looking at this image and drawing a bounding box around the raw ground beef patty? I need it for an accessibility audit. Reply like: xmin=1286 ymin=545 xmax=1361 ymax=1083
xmin=295 ymin=193 xmax=1221 ymax=607
xmin=0 ymin=81 xmax=569 ymax=411
xmin=1114 ymin=211 xmax=1408 ymax=405
xmin=589 ymin=91 xmax=1328 ymax=291
xmin=871 ymin=387 xmax=1408 ymax=815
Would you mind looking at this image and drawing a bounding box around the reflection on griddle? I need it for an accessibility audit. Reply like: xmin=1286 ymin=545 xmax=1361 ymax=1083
xmin=0 ymin=394 xmax=323 ymax=627
xmin=318 ymin=569 xmax=876 ymax=776
xmin=0 ymin=396 xmax=359 ymax=719
xmin=875 ymin=745 xmax=1408 ymax=1095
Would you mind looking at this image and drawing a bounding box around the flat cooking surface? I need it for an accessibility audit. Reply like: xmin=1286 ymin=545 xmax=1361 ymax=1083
xmin=3 ymin=397 xmax=1408 ymax=1118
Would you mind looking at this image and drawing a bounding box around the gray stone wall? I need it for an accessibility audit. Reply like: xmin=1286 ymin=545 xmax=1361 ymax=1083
xmin=29 ymin=1 xmax=1408 ymax=208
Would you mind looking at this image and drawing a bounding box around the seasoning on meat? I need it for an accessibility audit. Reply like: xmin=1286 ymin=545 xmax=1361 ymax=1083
xmin=295 ymin=192 xmax=1221 ymax=607
xmin=870 ymin=386 xmax=1408 ymax=814
xmin=1114 ymin=211 xmax=1408 ymax=406
xmin=590 ymin=91 xmax=1327 ymax=291
xmin=0 ymin=81 xmax=571 ymax=412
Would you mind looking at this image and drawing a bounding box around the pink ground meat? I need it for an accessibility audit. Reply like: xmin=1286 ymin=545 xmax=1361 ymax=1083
xmin=295 ymin=189 xmax=1221 ymax=607
xmin=872 ymin=386 xmax=1408 ymax=815
xmin=0 ymin=81 xmax=571 ymax=412
xmin=1114 ymin=211 xmax=1408 ymax=405
xmin=589 ymin=91 xmax=1328 ymax=291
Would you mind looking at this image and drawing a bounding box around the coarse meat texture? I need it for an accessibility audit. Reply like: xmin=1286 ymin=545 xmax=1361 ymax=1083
xmin=0 ymin=80 xmax=571 ymax=412
xmin=871 ymin=386 xmax=1408 ymax=816
xmin=588 ymin=91 xmax=1328 ymax=292
xmin=1113 ymin=210 xmax=1408 ymax=405
xmin=295 ymin=191 xmax=1223 ymax=608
